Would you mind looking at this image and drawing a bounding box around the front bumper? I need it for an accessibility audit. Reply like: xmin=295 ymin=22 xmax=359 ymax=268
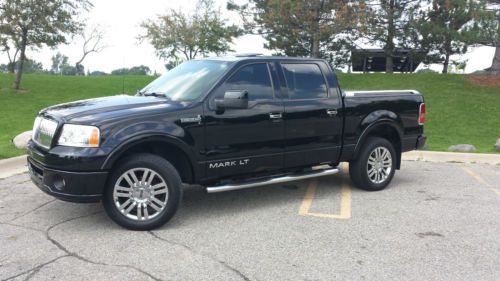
xmin=28 ymin=157 xmax=107 ymax=203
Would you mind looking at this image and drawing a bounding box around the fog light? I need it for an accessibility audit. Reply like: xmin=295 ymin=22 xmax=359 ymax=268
xmin=51 ymin=175 xmax=66 ymax=191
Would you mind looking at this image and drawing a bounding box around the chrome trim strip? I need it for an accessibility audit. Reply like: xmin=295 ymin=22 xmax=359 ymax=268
xmin=345 ymin=89 xmax=420 ymax=97
xmin=205 ymin=167 xmax=340 ymax=193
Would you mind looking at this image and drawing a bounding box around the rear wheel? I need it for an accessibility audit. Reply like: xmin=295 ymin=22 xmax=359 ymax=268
xmin=103 ymin=153 xmax=182 ymax=230
xmin=349 ymin=137 xmax=396 ymax=191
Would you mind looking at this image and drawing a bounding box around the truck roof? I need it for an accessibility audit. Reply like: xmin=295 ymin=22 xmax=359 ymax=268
xmin=198 ymin=54 xmax=327 ymax=63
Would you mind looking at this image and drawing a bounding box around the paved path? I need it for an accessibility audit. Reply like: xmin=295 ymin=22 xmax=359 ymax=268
xmin=1 ymin=161 xmax=499 ymax=281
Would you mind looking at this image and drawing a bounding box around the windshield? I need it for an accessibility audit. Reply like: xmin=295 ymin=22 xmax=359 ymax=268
xmin=140 ymin=60 xmax=232 ymax=101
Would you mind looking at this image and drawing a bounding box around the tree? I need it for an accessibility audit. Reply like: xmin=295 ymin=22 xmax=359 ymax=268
xmin=20 ymin=58 xmax=45 ymax=73
xmin=0 ymin=57 xmax=45 ymax=73
xmin=362 ymin=0 xmax=423 ymax=73
xmin=89 ymin=70 xmax=108 ymax=76
xmin=74 ymin=25 xmax=106 ymax=75
xmin=0 ymin=33 xmax=19 ymax=73
xmin=51 ymin=52 xmax=69 ymax=74
xmin=0 ymin=0 xmax=91 ymax=90
xmin=60 ymin=64 xmax=77 ymax=75
xmin=228 ymin=0 xmax=365 ymax=68
xmin=50 ymin=52 xmax=79 ymax=75
xmin=467 ymin=0 xmax=500 ymax=73
xmin=140 ymin=0 xmax=240 ymax=61
xmin=111 ymin=66 xmax=150 ymax=75
xmin=417 ymin=0 xmax=485 ymax=73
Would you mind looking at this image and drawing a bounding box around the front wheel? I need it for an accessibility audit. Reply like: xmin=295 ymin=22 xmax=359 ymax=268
xmin=102 ymin=153 xmax=182 ymax=230
xmin=349 ymin=137 xmax=396 ymax=191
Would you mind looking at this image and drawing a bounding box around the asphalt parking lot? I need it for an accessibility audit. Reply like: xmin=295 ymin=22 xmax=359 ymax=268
xmin=1 ymin=161 xmax=499 ymax=281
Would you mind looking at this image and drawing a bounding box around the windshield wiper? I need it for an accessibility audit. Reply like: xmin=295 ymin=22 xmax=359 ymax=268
xmin=137 ymin=91 xmax=170 ymax=99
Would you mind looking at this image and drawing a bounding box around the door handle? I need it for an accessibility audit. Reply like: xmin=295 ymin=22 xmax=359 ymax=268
xmin=269 ymin=113 xmax=283 ymax=120
xmin=326 ymin=109 xmax=338 ymax=116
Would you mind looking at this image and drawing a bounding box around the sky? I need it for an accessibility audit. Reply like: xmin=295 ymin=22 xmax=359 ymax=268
xmin=1 ymin=0 xmax=496 ymax=74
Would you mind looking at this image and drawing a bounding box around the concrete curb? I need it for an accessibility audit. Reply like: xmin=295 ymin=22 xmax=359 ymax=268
xmin=0 ymin=151 xmax=498 ymax=180
xmin=402 ymin=150 xmax=500 ymax=165
xmin=0 ymin=155 xmax=27 ymax=179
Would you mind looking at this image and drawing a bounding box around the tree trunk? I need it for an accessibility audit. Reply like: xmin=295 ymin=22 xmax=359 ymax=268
xmin=311 ymin=34 xmax=320 ymax=58
xmin=7 ymin=62 xmax=16 ymax=74
xmin=14 ymin=30 xmax=28 ymax=90
xmin=386 ymin=54 xmax=394 ymax=73
xmin=310 ymin=6 xmax=321 ymax=58
xmin=490 ymin=45 xmax=500 ymax=74
xmin=442 ymin=52 xmax=450 ymax=74
xmin=385 ymin=0 xmax=395 ymax=73
xmin=6 ymin=49 xmax=18 ymax=74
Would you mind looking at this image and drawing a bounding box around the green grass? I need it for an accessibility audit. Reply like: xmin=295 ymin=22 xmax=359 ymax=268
xmin=0 ymin=74 xmax=155 ymax=159
xmin=0 ymin=73 xmax=499 ymax=159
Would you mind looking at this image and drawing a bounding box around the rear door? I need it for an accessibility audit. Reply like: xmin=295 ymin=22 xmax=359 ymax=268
xmin=280 ymin=61 xmax=343 ymax=168
xmin=203 ymin=62 xmax=285 ymax=179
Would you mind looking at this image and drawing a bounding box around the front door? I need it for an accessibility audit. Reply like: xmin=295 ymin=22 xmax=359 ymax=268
xmin=203 ymin=62 xmax=285 ymax=180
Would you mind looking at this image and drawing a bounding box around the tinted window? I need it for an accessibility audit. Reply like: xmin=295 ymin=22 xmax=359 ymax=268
xmin=282 ymin=63 xmax=327 ymax=99
xmin=216 ymin=63 xmax=274 ymax=101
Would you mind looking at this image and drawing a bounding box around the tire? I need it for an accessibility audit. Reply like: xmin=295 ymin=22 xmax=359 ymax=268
xmin=349 ymin=137 xmax=396 ymax=191
xmin=102 ymin=153 xmax=182 ymax=230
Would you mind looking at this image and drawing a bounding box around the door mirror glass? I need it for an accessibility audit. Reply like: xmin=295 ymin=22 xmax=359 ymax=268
xmin=215 ymin=90 xmax=249 ymax=110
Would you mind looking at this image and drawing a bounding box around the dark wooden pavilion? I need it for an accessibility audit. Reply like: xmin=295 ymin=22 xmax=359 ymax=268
xmin=351 ymin=49 xmax=424 ymax=73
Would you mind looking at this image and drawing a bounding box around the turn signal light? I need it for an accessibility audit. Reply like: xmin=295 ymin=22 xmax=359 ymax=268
xmin=89 ymin=127 xmax=100 ymax=146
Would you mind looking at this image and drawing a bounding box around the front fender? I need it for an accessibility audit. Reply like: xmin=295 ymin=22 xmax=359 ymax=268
xmin=99 ymin=120 xmax=197 ymax=171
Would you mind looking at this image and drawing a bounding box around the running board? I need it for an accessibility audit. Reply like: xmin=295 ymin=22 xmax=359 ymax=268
xmin=205 ymin=167 xmax=340 ymax=193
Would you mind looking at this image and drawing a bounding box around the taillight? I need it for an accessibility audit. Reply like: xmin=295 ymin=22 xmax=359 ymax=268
xmin=418 ymin=103 xmax=425 ymax=125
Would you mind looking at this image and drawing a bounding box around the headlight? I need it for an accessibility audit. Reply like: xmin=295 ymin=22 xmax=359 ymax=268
xmin=57 ymin=124 xmax=100 ymax=147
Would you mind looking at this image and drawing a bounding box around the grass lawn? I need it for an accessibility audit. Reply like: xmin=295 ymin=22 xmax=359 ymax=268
xmin=0 ymin=74 xmax=155 ymax=159
xmin=0 ymin=73 xmax=499 ymax=159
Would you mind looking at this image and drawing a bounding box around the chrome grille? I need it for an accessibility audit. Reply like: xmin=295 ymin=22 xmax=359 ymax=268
xmin=32 ymin=117 xmax=58 ymax=149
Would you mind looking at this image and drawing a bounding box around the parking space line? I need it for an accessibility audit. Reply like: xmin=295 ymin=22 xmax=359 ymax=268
xmin=298 ymin=177 xmax=352 ymax=219
xmin=462 ymin=167 xmax=500 ymax=196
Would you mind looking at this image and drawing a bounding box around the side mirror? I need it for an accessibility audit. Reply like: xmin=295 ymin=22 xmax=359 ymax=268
xmin=215 ymin=90 xmax=249 ymax=110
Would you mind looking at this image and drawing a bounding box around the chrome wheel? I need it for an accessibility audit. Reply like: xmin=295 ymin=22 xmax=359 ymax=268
xmin=367 ymin=146 xmax=392 ymax=184
xmin=113 ymin=168 xmax=169 ymax=221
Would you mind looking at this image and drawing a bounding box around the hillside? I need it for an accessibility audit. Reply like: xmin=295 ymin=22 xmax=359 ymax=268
xmin=0 ymin=73 xmax=499 ymax=159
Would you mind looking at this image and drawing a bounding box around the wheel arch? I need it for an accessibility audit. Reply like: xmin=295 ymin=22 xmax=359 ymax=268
xmin=353 ymin=119 xmax=403 ymax=169
xmin=102 ymin=134 xmax=198 ymax=183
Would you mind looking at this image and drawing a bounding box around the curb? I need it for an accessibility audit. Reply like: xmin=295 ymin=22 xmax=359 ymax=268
xmin=402 ymin=150 xmax=500 ymax=165
xmin=0 ymin=155 xmax=27 ymax=179
xmin=0 ymin=151 xmax=498 ymax=180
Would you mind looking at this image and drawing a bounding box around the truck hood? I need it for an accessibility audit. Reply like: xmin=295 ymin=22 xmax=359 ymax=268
xmin=40 ymin=95 xmax=174 ymax=122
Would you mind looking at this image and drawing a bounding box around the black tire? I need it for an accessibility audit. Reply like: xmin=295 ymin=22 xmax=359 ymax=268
xmin=102 ymin=153 xmax=182 ymax=230
xmin=349 ymin=137 xmax=396 ymax=191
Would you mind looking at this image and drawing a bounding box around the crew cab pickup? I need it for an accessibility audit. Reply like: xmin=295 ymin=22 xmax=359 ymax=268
xmin=27 ymin=55 xmax=426 ymax=230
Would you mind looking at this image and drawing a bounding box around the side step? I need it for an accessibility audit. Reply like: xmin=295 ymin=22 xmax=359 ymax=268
xmin=205 ymin=167 xmax=340 ymax=193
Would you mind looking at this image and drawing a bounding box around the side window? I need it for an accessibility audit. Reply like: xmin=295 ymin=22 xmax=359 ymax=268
xmin=282 ymin=63 xmax=328 ymax=99
xmin=215 ymin=63 xmax=274 ymax=101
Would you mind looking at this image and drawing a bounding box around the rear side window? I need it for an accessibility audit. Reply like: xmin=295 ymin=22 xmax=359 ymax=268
xmin=216 ymin=63 xmax=274 ymax=101
xmin=282 ymin=63 xmax=327 ymax=99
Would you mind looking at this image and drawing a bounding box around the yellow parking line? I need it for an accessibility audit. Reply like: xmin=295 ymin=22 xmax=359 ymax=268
xmin=462 ymin=167 xmax=500 ymax=196
xmin=298 ymin=177 xmax=352 ymax=219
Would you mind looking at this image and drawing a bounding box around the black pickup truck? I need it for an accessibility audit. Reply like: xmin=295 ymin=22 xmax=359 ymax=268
xmin=27 ymin=55 xmax=426 ymax=230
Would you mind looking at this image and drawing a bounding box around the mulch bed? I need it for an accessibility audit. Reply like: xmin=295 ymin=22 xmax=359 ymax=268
xmin=466 ymin=74 xmax=500 ymax=86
